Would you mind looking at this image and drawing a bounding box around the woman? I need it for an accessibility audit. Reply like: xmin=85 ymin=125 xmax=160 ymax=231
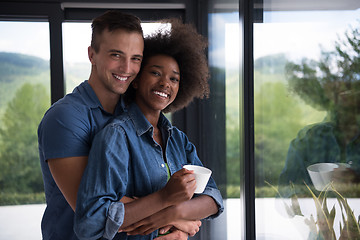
xmin=74 ymin=19 xmax=224 ymax=240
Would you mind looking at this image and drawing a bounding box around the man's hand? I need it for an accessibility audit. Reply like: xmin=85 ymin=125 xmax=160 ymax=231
xmin=120 ymin=196 xmax=137 ymax=204
xmin=168 ymin=220 xmax=201 ymax=237
xmin=154 ymin=229 xmax=189 ymax=240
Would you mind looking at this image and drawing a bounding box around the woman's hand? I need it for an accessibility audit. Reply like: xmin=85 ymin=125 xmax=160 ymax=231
xmin=167 ymin=220 xmax=201 ymax=237
xmin=160 ymin=168 xmax=196 ymax=206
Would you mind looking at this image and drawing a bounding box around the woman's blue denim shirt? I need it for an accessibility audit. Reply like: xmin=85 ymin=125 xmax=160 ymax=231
xmin=74 ymin=103 xmax=224 ymax=240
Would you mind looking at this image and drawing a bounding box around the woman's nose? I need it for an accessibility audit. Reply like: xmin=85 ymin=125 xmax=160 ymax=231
xmin=159 ymin=77 xmax=170 ymax=88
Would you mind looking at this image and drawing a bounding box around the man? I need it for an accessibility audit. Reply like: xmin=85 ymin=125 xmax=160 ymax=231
xmin=38 ymin=10 xmax=192 ymax=240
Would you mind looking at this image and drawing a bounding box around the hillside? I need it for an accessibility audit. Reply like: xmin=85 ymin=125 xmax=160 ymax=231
xmin=0 ymin=52 xmax=50 ymax=111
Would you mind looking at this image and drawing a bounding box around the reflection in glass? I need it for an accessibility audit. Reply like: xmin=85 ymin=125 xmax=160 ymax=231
xmin=254 ymin=4 xmax=360 ymax=239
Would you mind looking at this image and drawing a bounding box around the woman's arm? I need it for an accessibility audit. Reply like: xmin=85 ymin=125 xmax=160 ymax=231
xmin=120 ymin=168 xmax=196 ymax=229
xmin=122 ymin=195 xmax=218 ymax=235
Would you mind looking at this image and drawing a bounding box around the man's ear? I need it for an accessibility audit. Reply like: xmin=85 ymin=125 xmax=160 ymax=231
xmin=88 ymin=46 xmax=96 ymax=65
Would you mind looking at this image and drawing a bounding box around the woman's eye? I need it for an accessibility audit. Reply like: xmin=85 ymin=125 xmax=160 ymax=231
xmin=151 ymin=71 xmax=161 ymax=76
xmin=171 ymin=77 xmax=179 ymax=82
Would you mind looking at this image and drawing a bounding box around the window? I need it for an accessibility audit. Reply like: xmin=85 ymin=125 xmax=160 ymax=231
xmin=63 ymin=22 xmax=91 ymax=93
xmin=0 ymin=20 xmax=50 ymax=239
xmin=254 ymin=2 xmax=360 ymax=239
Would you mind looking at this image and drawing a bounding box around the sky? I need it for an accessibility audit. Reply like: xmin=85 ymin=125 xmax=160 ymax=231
xmin=254 ymin=9 xmax=360 ymax=61
xmin=0 ymin=21 xmax=50 ymax=60
xmin=0 ymin=21 xmax=167 ymax=63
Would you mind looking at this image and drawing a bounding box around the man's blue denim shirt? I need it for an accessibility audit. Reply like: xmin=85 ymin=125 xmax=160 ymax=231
xmin=74 ymin=103 xmax=224 ymax=240
xmin=38 ymin=80 xmax=124 ymax=240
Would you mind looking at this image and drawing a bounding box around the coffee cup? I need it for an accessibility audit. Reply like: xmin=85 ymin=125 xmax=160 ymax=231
xmin=183 ymin=165 xmax=212 ymax=194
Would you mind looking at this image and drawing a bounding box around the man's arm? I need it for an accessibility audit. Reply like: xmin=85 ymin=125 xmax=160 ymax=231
xmin=48 ymin=156 xmax=88 ymax=211
xmin=48 ymin=156 xmax=134 ymax=211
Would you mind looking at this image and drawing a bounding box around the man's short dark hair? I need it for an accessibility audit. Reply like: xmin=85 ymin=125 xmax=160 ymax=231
xmin=91 ymin=10 xmax=143 ymax=52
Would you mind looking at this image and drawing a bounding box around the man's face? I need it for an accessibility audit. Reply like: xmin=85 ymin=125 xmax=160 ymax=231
xmin=88 ymin=28 xmax=144 ymax=96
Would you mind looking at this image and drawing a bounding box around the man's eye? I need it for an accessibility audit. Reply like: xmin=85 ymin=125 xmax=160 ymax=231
xmin=132 ymin=57 xmax=142 ymax=62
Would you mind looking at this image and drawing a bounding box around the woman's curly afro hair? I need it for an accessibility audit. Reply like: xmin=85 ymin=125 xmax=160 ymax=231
xmin=126 ymin=18 xmax=210 ymax=113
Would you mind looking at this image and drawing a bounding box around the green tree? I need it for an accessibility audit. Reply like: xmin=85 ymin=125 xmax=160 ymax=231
xmin=254 ymin=81 xmax=303 ymax=186
xmin=285 ymin=21 xmax=360 ymax=112
xmin=226 ymin=70 xmax=240 ymax=187
xmin=0 ymin=83 xmax=49 ymax=193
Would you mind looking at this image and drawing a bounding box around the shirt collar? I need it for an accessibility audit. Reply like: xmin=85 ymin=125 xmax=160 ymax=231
xmin=127 ymin=102 xmax=173 ymax=136
xmin=76 ymin=80 xmax=124 ymax=114
xmin=72 ymin=80 xmax=101 ymax=109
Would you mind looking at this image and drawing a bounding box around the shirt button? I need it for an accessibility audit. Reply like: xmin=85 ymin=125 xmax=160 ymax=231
xmin=161 ymin=163 xmax=165 ymax=168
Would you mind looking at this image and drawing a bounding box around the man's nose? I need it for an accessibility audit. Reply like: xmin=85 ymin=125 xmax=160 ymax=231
xmin=119 ymin=58 xmax=131 ymax=73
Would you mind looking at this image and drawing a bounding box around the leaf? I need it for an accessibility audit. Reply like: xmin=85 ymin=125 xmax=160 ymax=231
xmin=305 ymin=183 xmax=336 ymax=240
xmin=265 ymin=181 xmax=304 ymax=217
xmin=305 ymin=214 xmax=319 ymax=240
xmin=328 ymin=205 xmax=336 ymax=229
xmin=291 ymin=193 xmax=304 ymax=216
xmin=333 ymin=186 xmax=360 ymax=239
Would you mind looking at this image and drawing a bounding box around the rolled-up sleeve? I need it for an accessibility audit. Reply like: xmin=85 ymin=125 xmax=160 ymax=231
xmin=74 ymin=124 xmax=130 ymax=240
xmin=102 ymin=202 xmax=125 ymax=239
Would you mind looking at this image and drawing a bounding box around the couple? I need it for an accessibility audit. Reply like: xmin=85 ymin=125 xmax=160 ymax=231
xmin=38 ymin=10 xmax=223 ymax=240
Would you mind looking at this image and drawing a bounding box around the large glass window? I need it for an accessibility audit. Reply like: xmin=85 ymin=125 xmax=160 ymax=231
xmin=254 ymin=2 xmax=360 ymax=239
xmin=0 ymin=21 xmax=50 ymax=239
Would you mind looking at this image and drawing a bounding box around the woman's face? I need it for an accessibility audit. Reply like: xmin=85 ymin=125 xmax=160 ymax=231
xmin=134 ymin=54 xmax=180 ymax=116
